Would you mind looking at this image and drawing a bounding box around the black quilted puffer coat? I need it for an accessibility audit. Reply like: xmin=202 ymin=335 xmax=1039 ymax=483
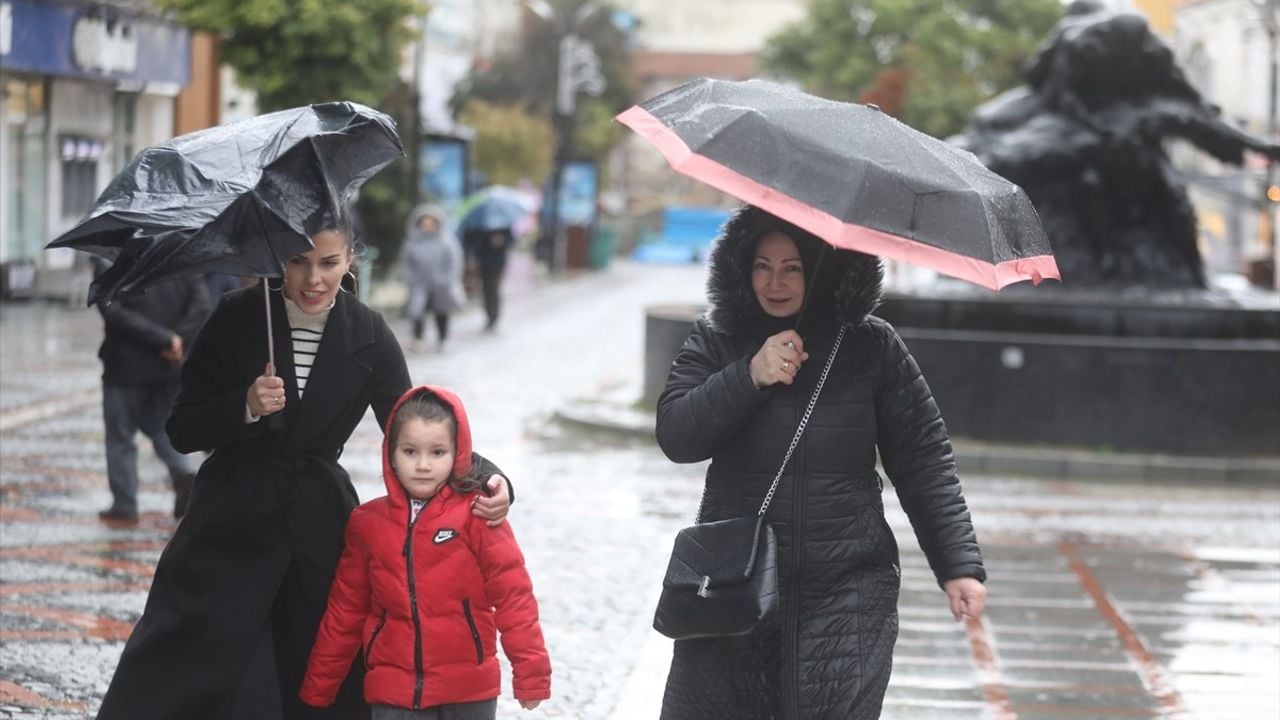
xmin=655 ymin=206 xmax=986 ymax=720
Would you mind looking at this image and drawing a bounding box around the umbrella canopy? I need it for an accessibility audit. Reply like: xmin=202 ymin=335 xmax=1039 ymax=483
xmin=455 ymin=186 xmax=538 ymax=233
xmin=616 ymin=78 xmax=1059 ymax=290
xmin=48 ymin=101 xmax=403 ymax=305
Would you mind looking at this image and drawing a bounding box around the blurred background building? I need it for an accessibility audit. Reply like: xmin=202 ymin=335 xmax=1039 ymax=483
xmin=1 ymin=0 xmax=198 ymax=300
xmin=610 ymin=0 xmax=807 ymax=214
xmin=1169 ymin=0 xmax=1278 ymax=287
xmin=2 ymin=0 xmax=1276 ymax=299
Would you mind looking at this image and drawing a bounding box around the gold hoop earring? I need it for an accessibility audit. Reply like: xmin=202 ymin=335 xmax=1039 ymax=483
xmin=265 ymin=276 xmax=284 ymax=292
xmin=340 ymin=270 xmax=357 ymax=295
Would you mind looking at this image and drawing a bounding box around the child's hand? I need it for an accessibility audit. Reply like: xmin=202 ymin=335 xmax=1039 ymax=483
xmin=520 ymin=699 xmax=542 ymax=710
xmin=472 ymin=475 xmax=510 ymax=527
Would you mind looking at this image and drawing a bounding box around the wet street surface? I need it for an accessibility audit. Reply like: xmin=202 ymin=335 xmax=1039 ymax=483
xmin=2 ymin=257 xmax=1277 ymax=719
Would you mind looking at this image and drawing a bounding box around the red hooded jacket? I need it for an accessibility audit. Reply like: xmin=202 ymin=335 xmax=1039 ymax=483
xmin=299 ymin=386 xmax=550 ymax=709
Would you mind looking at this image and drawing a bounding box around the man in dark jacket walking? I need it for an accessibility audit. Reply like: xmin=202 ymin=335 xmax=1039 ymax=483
xmin=95 ymin=264 xmax=211 ymax=522
xmin=463 ymin=227 xmax=515 ymax=331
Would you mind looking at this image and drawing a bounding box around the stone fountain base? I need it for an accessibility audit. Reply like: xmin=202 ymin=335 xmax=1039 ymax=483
xmin=643 ymin=288 xmax=1280 ymax=457
xmin=876 ymin=287 xmax=1280 ymax=457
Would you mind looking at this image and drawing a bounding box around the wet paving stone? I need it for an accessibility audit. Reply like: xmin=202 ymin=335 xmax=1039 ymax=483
xmin=4 ymin=265 xmax=1280 ymax=719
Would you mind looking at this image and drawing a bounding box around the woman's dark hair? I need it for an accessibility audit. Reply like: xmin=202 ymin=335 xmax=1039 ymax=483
xmin=389 ymin=390 xmax=480 ymax=492
xmin=307 ymin=203 xmax=366 ymax=259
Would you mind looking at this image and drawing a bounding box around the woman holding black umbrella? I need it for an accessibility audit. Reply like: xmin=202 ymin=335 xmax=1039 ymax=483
xmin=95 ymin=213 xmax=513 ymax=720
xmin=654 ymin=205 xmax=986 ymax=720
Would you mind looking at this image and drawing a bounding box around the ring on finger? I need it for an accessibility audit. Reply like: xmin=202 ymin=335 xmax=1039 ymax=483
xmin=782 ymin=361 xmax=791 ymax=371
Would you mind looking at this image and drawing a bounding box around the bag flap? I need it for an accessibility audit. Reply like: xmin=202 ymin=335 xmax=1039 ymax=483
xmin=662 ymin=516 xmax=767 ymax=591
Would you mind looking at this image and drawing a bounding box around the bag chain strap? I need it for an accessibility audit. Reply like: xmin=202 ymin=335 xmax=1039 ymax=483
xmin=756 ymin=324 xmax=846 ymax=517
xmin=691 ymin=325 xmax=848 ymax=524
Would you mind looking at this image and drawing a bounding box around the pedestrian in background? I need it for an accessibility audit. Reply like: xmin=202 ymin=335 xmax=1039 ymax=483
xmin=463 ymin=226 xmax=514 ymax=332
xmin=204 ymin=272 xmax=244 ymax=303
xmin=300 ymin=385 xmax=550 ymax=718
xmin=94 ymin=216 xmax=514 ymax=720
xmin=654 ymin=205 xmax=987 ymax=719
xmin=401 ymin=204 xmax=466 ymax=352
xmin=94 ymin=259 xmax=211 ymax=523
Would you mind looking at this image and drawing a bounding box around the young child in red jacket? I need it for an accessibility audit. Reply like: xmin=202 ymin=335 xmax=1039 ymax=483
xmin=300 ymin=385 xmax=551 ymax=718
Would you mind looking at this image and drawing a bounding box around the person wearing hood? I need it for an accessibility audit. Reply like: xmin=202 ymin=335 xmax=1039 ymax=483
xmin=654 ymin=205 xmax=987 ymax=720
xmin=401 ymin=205 xmax=466 ymax=352
xmin=300 ymin=385 xmax=550 ymax=718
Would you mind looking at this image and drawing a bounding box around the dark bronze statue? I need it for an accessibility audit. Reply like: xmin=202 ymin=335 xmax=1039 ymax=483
xmin=952 ymin=0 xmax=1280 ymax=288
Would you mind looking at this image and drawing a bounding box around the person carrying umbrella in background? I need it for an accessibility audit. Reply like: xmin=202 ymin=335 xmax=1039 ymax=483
xmin=457 ymin=186 xmax=534 ymax=332
xmin=93 ymin=258 xmax=210 ymax=524
xmin=620 ymin=78 xmax=1058 ymax=719
xmin=464 ymin=224 xmax=514 ymax=332
xmin=400 ymin=204 xmax=466 ymax=352
xmin=45 ymin=102 xmax=518 ymax=720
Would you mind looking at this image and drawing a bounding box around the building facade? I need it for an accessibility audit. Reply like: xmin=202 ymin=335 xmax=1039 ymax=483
xmin=1172 ymin=0 xmax=1278 ymax=285
xmin=612 ymin=0 xmax=808 ymax=212
xmin=0 ymin=0 xmax=191 ymax=299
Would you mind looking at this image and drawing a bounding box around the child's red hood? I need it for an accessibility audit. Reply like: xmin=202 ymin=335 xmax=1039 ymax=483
xmin=381 ymin=385 xmax=474 ymax=509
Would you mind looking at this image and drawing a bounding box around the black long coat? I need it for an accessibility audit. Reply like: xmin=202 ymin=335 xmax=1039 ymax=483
xmin=96 ymin=286 xmax=417 ymax=720
xmin=655 ymin=207 xmax=986 ymax=720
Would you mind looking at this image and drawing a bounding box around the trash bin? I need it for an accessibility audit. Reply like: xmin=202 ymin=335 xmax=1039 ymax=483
xmin=589 ymin=228 xmax=615 ymax=270
xmin=565 ymin=226 xmax=590 ymax=269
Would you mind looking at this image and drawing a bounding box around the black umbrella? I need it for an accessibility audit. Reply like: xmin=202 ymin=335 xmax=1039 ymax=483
xmin=47 ymin=100 xmax=402 ymax=369
xmin=617 ymin=78 xmax=1059 ymax=290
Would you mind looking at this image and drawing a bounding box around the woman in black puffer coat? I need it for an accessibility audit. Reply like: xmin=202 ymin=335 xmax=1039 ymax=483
xmin=655 ymin=205 xmax=987 ymax=720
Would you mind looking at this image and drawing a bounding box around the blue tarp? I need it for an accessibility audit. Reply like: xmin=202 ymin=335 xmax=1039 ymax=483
xmin=632 ymin=205 xmax=732 ymax=264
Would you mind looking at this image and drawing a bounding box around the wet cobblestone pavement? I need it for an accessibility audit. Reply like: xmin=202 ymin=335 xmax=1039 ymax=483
xmin=2 ymin=257 xmax=1278 ymax=719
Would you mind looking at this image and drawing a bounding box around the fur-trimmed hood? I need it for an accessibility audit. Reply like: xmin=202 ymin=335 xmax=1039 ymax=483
xmin=706 ymin=205 xmax=884 ymax=336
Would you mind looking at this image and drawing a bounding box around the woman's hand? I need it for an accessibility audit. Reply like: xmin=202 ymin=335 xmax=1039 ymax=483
xmin=520 ymin=700 xmax=542 ymax=710
xmin=472 ymin=475 xmax=510 ymax=527
xmin=943 ymin=577 xmax=987 ymax=621
xmin=749 ymin=330 xmax=810 ymax=388
xmin=246 ymin=363 xmax=286 ymax=417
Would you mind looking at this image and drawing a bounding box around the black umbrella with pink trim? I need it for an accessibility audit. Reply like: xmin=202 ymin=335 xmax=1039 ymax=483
xmin=617 ymin=78 xmax=1059 ymax=290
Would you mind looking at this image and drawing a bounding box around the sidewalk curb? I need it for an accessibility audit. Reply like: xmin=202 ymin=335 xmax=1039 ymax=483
xmin=607 ymin=631 xmax=670 ymax=720
xmin=553 ymin=397 xmax=1280 ymax=484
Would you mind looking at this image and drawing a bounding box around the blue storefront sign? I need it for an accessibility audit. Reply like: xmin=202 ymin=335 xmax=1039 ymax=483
xmin=0 ymin=0 xmax=190 ymax=87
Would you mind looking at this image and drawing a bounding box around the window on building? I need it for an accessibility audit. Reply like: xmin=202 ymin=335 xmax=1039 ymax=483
xmin=114 ymin=92 xmax=138 ymax=169
xmin=60 ymin=135 xmax=102 ymax=220
xmin=3 ymin=77 xmax=49 ymax=262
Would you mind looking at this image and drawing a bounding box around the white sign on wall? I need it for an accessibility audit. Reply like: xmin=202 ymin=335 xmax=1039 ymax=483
xmin=0 ymin=2 xmax=13 ymax=57
xmin=72 ymin=12 xmax=139 ymax=75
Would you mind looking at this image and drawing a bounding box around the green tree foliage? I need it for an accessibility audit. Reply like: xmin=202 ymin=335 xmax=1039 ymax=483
xmin=158 ymin=0 xmax=421 ymax=111
xmin=158 ymin=0 xmax=424 ymax=273
xmin=451 ymin=0 xmax=634 ymax=167
xmin=352 ymin=81 xmax=415 ymax=275
xmin=459 ymin=101 xmax=556 ymax=187
xmin=762 ymin=0 xmax=1062 ymax=139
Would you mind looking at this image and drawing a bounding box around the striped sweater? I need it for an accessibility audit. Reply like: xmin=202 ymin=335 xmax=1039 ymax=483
xmin=283 ymin=297 xmax=330 ymax=398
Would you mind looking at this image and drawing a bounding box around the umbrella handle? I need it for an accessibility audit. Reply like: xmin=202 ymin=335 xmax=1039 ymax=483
xmin=263 ymin=281 xmax=284 ymax=429
xmin=264 ymin=281 xmax=276 ymax=372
